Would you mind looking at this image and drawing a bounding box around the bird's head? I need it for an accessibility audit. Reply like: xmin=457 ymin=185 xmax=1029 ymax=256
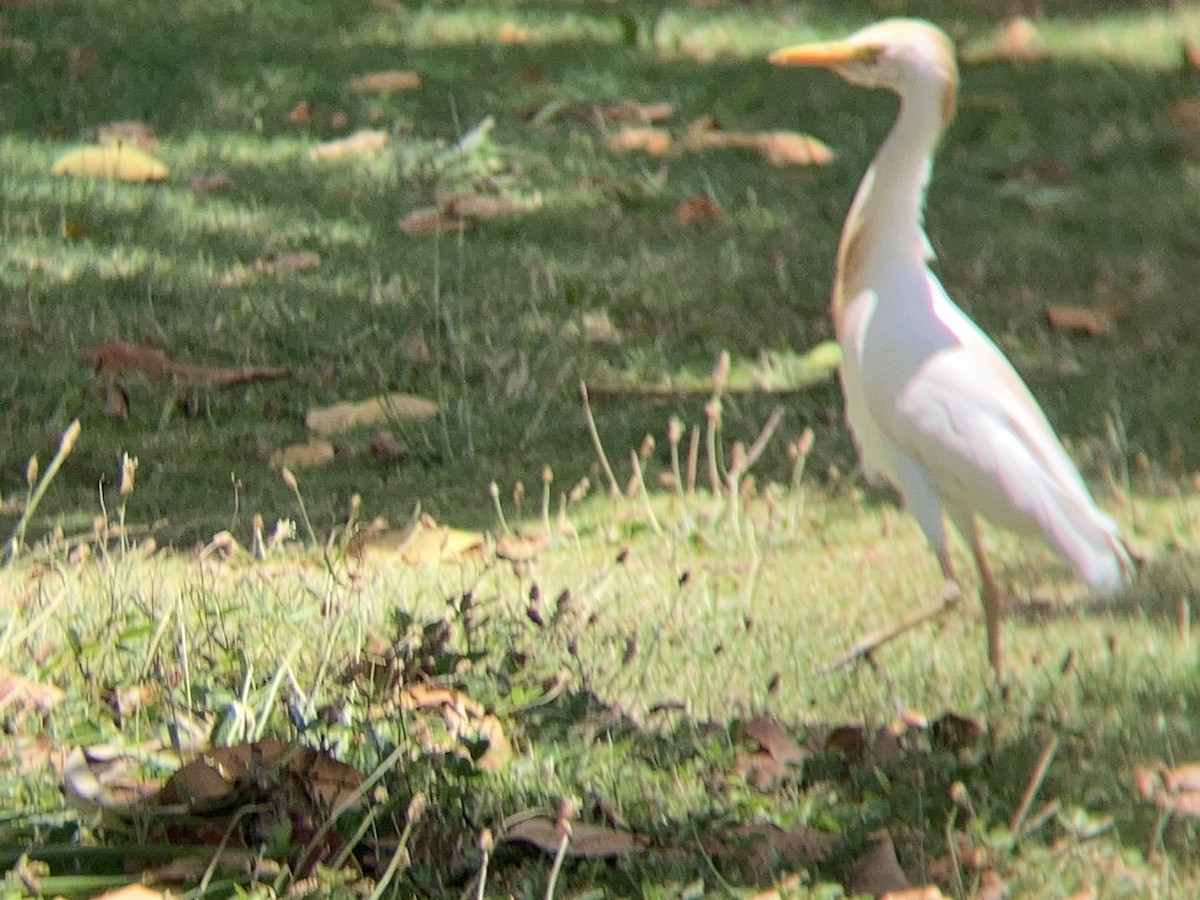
xmin=770 ymin=19 xmax=958 ymax=124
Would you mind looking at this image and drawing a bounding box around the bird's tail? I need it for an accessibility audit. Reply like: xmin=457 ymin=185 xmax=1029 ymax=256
xmin=1045 ymin=498 xmax=1132 ymax=597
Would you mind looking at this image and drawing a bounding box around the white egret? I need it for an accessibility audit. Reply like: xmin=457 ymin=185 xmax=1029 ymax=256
xmin=769 ymin=20 xmax=1131 ymax=678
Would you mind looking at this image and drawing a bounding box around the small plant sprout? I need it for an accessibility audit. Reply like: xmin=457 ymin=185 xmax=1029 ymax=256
xmin=541 ymin=465 xmax=553 ymax=534
xmin=488 ymin=481 xmax=511 ymax=534
xmin=667 ymin=416 xmax=685 ymax=496
xmin=7 ymin=419 xmax=81 ymax=563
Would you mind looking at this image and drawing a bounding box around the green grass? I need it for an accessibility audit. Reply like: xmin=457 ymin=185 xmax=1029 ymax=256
xmin=2 ymin=0 xmax=1200 ymax=896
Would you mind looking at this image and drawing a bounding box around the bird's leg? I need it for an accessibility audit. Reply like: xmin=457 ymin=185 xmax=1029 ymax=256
xmin=965 ymin=523 xmax=1008 ymax=680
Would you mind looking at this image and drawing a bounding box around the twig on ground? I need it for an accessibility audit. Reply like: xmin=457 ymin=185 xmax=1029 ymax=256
xmin=818 ymin=583 xmax=962 ymax=674
xmin=1010 ymin=735 xmax=1060 ymax=839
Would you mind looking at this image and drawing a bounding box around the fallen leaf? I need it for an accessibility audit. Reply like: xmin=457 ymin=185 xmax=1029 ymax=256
xmin=1044 ymin=305 xmax=1113 ymax=337
xmin=498 ymin=21 xmax=529 ymax=45
xmin=683 ymin=119 xmax=834 ymax=166
xmin=882 ymin=888 xmax=948 ymax=900
xmin=929 ymin=711 xmax=984 ymax=753
xmin=269 ymin=440 xmax=336 ymax=470
xmin=347 ymin=70 xmax=421 ymax=93
xmin=398 ymin=206 xmax=471 ymax=235
xmin=741 ymin=715 xmax=806 ymax=765
xmin=607 ymin=126 xmax=672 ymax=156
xmin=369 ymin=431 xmax=408 ymax=460
xmin=161 ymin=739 xmax=363 ymax=817
xmin=495 ymin=532 xmax=551 ymax=562
xmin=398 ymin=515 xmax=485 ymax=565
xmin=287 ymin=100 xmax=312 ymax=125
xmin=676 ymin=195 xmax=722 ymax=226
xmin=251 ymin=251 xmax=322 ymax=275
xmin=0 ymin=668 xmax=64 ymax=714
xmin=592 ymin=99 xmax=676 ymax=125
xmin=849 ymin=833 xmax=911 ymax=897
xmin=308 ymin=129 xmax=389 ymax=161
xmin=732 ymin=752 xmax=790 ymax=791
xmin=997 ymin=16 xmax=1042 ymax=60
xmin=962 ymin=16 xmax=1044 ymax=63
xmin=61 ymin=746 xmax=162 ymax=815
xmin=305 ymin=392 xmax=439 ymax=435
xmin=85 ymin=341 xmax=169 ymax=378
xmin=438 ymin=192 xmax=538 ymax=220
xmin=473 ymin=714 xmax=513 ymax=772
xmin=52 ymin=144 xmax=167 ymax=182
xmin=83 ymin=340 xmax=290 ymax=388
xmin=505 ymin=816 xmax=641 ymax=858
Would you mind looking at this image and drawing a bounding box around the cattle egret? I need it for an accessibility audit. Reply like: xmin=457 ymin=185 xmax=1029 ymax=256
xmin=769 ymin=20 xmax=1131 ymax=678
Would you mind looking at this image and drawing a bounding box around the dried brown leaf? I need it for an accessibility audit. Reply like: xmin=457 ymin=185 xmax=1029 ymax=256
xmin=308 ymin=129 xmax=389 ymax=161
xmin=505 ymin=816 xmax=641 ymax=858
xmin=347 ymin=70 xmax=421 ymax=93
xmin=438 ymin=192 xmax=537 ymax=221
xmin=399 ymin=207 xmax=471 ymax=235
xmin=369 ymin=430 xmax=408 ymax=460
xmin=305 ymin=391 xmax=439 ymax=435
xmin=162 ymin=739 xmax=363 ymax=817
xmin=495 ymin=532 xmax=551 ymax=562
xmin=0 ymin=668 xmax=64 ymax=714
xmin=676 ymin=196 xmax=722 ymax=226
xmin=881 ymin=888 xmax=948 ymax=900
xmin=929 ymin=711 xmax=984 ymax=753
xmin=269 ymin=439 xmax=336 ymax=470
xmin=84 ymin=340 xmax=290 ymax=387
xmin=593 ymin=99 xmax=676 ymax=125
xmin=682 ymin=120 xmax=834 ymax=166
xmin=498 ymin=21 xmax=529 ymax=45
xmin=85 ymin=341 xmax=170 ymax=378
xmin=741 ymin=715 xmax=806 ymax=765
xmin=607 ymin=126 xmax=672 ymax=156
xmin=732 ymin=752 xmax=790 ymax=791
xmin=251 ymin=251 xmax=322 ymax=275
xmin=849 ymin=833 xmax=911 ymax=897
xmin=1045 ymin=305 xmax=1113 ymax=337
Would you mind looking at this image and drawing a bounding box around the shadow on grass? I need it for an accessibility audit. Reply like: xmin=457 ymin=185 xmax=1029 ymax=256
xmin=0 ymin=0 xmax=1196 ymax=549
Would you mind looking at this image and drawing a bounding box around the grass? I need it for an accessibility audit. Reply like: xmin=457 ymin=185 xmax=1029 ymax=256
xmin=2 ymin=0 xmax=1200 ymax=896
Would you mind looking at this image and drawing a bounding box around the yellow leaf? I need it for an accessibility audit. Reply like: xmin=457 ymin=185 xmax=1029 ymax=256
xmin=347 ymin=70 xmax=421 ymax=93
xmin=52 ymin=145 xmax=167 ymax=182
xmin=305 ymin=392 xmax=439 ymax=435
xmin=269 ymin=440 xmax=336 ymax=470
xmin=400 ymin=516 xmax=485 ymax=565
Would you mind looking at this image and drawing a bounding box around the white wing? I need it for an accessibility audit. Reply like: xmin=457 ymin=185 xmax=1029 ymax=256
xmin=860 ymin=271 xmax=1128 ymax=592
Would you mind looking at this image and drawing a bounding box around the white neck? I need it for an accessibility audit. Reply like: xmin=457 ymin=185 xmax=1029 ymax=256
xmin=849 ymin=87 xmax=946 ymax=260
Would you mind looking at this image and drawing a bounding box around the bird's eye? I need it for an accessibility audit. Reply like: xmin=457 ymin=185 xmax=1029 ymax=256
xmin=858 ymin=46 xmax=882 ymax=65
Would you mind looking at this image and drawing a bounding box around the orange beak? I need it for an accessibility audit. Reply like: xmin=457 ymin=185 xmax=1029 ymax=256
xmin=768 ymin=40 xmax=867 ymax=68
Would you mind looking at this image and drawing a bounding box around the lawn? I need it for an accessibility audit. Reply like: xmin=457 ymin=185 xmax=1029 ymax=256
xmin=2 ymin=0 xmax=1200 ymax=896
